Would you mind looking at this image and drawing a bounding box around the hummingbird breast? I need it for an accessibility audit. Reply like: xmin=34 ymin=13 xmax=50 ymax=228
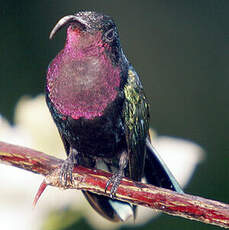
xmin=47 ymin=49 xmax=121 ymax=120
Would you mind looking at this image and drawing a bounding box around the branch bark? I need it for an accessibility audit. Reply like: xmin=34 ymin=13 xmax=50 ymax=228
xmin=0 ymin=141 xmax=228 ymax=228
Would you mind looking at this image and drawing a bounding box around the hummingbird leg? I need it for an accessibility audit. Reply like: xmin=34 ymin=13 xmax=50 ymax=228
xmin=60 ymin=147 xmax=78 ymax=187
xmin=105 ymin=151 xmax=128 ymax=198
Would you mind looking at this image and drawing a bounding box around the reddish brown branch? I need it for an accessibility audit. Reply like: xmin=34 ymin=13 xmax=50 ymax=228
xmin=0 ymin=141 xmax=228 ymax=228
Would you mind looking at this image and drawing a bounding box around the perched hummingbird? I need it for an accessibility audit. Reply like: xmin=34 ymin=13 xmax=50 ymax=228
xmin=46 ymin=11 xmax=183 ymax=222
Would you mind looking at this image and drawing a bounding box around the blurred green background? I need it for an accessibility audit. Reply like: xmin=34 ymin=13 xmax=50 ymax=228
xmin=0 ymin=0 xmax=228 ymax=229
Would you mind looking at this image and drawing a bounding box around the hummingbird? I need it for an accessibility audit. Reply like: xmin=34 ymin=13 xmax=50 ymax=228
xmin=46 ymin=11 xmax=183 ymax=222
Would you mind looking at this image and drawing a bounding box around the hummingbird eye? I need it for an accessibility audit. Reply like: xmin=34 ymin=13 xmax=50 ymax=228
xmin=104 ymin=28 xmax=115 ymax=42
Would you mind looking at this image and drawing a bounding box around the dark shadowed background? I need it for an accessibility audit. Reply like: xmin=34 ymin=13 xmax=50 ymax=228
xmin=0 ymin=0 xmax=228 ymax=229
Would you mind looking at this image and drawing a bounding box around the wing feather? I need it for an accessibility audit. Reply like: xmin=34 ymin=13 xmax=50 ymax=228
xmin=123 ymin=66 xmax=150 ymax=181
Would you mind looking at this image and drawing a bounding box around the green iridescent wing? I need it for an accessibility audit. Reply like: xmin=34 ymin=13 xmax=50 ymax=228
xmin=123 ymin=66 xmax=150 ymax=182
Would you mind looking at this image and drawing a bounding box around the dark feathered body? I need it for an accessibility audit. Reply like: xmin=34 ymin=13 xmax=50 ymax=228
xmin=46 ymin=11 xmax=182 ymax=222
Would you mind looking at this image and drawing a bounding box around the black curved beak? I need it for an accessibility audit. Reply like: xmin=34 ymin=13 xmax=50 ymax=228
xmin=49 ymin=15 xmax=89 ymax=40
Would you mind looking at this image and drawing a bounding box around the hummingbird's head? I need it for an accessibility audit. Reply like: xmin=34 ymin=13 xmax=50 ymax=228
xmin=50 ymin=11 xmax=122 ymax=64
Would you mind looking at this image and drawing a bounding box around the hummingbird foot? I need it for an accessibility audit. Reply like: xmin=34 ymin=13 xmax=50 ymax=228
xmin=59 ymin=147 xmax=78 ymax=187
xmin=105 ymin=171 xmax=123 ymax=199
xmin=105 ymin=151 xmax=128 ymax=198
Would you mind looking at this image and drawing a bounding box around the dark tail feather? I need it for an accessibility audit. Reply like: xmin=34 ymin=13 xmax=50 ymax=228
xmin=144 ymin=139 xmax=183 ymax=193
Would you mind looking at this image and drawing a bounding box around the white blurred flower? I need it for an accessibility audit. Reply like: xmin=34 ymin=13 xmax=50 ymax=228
xmin=0 ymin=94 xmax=204 ymax=230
